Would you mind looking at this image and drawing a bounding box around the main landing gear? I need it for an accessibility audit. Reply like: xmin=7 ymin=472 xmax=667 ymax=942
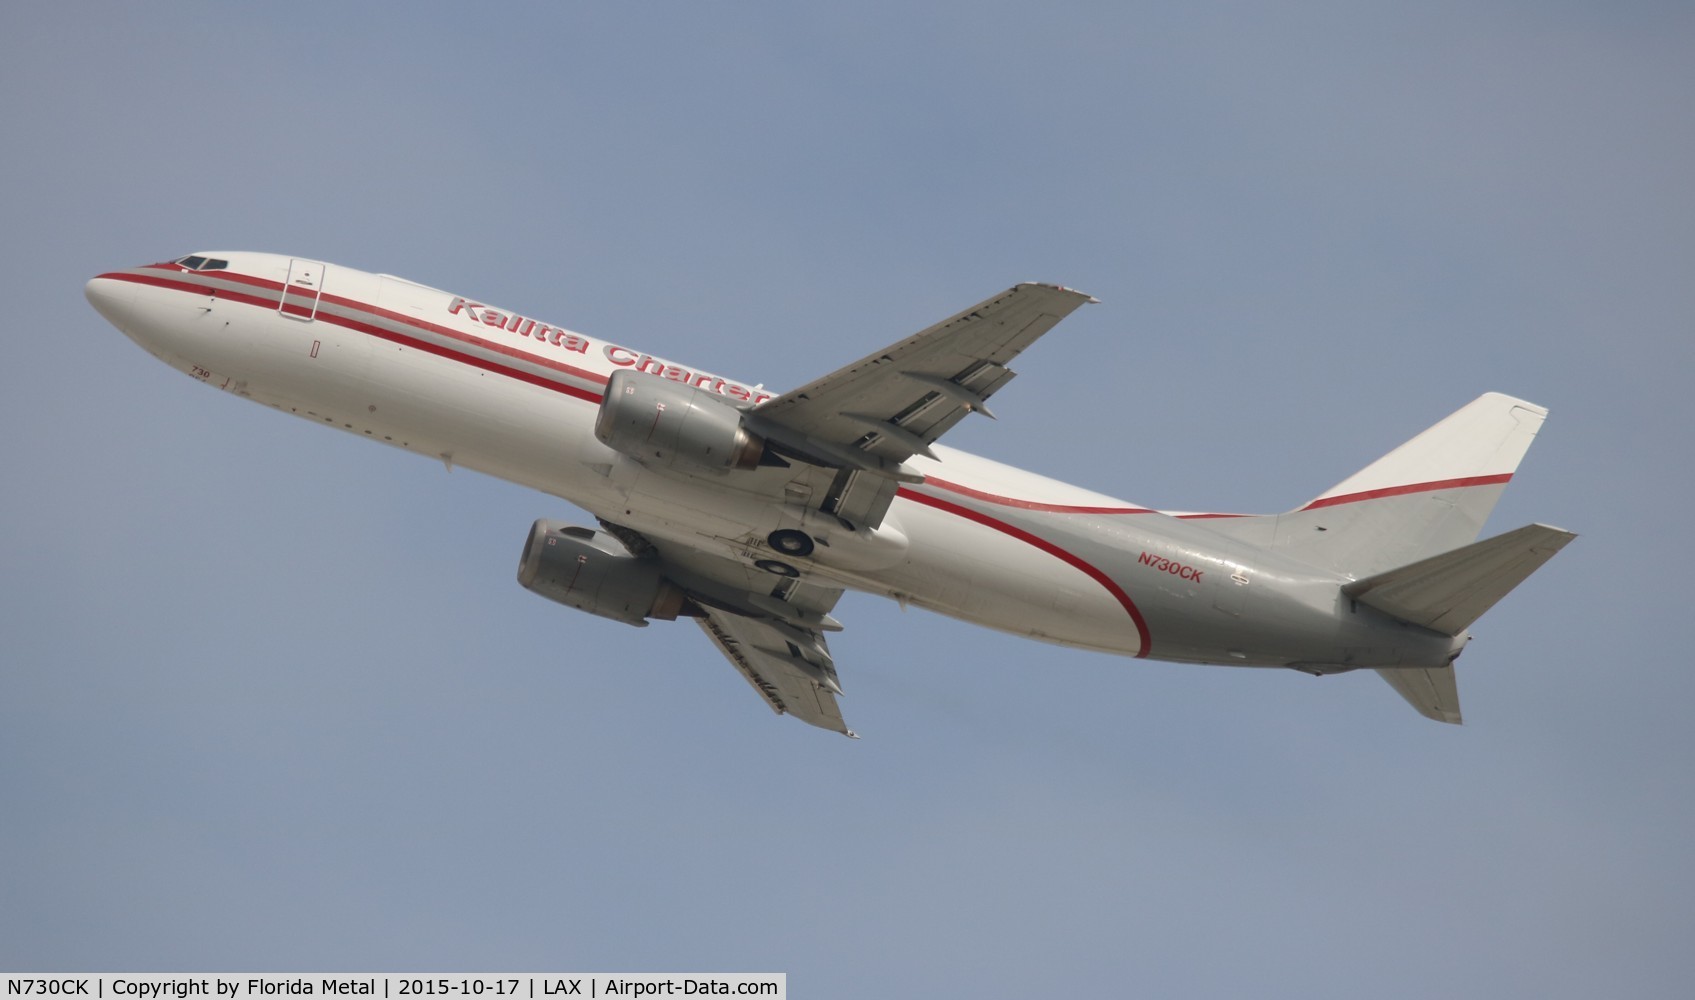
xmin=758 ymin=528 xmax=816 ymax=577
xmin=767 ymin=529 xmax=815 ymax=557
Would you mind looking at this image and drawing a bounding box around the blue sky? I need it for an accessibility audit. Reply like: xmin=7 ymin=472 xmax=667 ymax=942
xmin=3 ymin=2 xmax=1692 ymax=996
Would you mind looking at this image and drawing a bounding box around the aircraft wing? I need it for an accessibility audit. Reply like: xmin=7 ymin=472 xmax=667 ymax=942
xmin=612 ymin=525 xmax=855 ymax=736
xmin=598 ymin=285 xmax=1095 ymax=735
xmin=745 ymin=282 xmax=1094 ymax=529
xmin=697 ymin=608 xmax=852 ymax=736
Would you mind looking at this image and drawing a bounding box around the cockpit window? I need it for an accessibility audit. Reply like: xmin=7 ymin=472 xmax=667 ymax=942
xmin=174 ymin=255 xmax=229 ymax=271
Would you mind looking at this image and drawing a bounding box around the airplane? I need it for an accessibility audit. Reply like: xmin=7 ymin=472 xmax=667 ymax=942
xmin=85 ymin=252 xmax=1575 ymax=737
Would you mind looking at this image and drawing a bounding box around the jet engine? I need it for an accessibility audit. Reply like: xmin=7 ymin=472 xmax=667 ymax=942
xmin=516 ymin=519 xmax=690 ymax=627
xmin=594 ymin=369 xmax=765 ymax=472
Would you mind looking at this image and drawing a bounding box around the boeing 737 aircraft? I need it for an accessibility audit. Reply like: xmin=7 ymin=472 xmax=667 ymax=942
xmin=86 ymin=253 xmax=1574 ymax=736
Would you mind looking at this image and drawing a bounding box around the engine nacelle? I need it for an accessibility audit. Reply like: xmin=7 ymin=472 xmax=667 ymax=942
xmin=594 ymin=369 xmax=765 ymax=472
xmin=516 ymin=520 xmax=689 ymax=627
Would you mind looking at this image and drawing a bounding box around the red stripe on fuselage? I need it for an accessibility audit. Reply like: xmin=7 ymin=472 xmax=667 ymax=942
xmin=923 ymin=476 xmax=1157 ymax=514
xmin=926 ymin=473 xmax=1515 ymax=519
xmin=897 ymin=486 xmax=1153 ymax=657
xmin=101 ymin=268 xmax=610 ymax=403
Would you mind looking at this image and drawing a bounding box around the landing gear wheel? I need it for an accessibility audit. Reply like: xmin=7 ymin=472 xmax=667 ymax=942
xmin=767 ymin=529 xmax=815 ymax=557
xmin=755 ymin=559 xmax=800 ymax=577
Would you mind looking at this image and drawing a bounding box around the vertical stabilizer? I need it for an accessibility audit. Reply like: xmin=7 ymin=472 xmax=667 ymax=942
xmin=1196 ymin=393 xmax=1563 ymax=725
xmin=1262 ymin=393 xmax=1548 ymax=577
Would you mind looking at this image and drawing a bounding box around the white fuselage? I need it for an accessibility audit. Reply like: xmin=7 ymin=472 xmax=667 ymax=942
xmin=86 ymin=252 xmax=1462 ymax=673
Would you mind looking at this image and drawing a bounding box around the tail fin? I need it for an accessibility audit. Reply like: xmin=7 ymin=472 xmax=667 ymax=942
xmin=1208 ymin=392 xmax=1550 ymax=577
xmin=1201 ymin=393 xmax=1568 ymax=724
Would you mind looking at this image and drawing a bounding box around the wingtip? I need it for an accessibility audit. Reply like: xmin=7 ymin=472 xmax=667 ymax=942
xmin=1017 ymin=281 xmax=1098 ymax=304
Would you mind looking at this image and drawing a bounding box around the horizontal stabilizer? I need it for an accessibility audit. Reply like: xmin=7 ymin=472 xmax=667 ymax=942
xmin=1344 ymin=523 xmax=1576 ymax=636
xmin=1375 ymin=665 xmax=1463 ymax=725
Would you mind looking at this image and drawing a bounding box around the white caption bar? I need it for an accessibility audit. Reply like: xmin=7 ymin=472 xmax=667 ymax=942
xmin=2 ymin=977 xmax=784 ymax=1000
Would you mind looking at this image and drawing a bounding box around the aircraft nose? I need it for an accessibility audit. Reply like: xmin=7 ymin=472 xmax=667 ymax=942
xmin=84 ymin=274 xmax=137 ymax=327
